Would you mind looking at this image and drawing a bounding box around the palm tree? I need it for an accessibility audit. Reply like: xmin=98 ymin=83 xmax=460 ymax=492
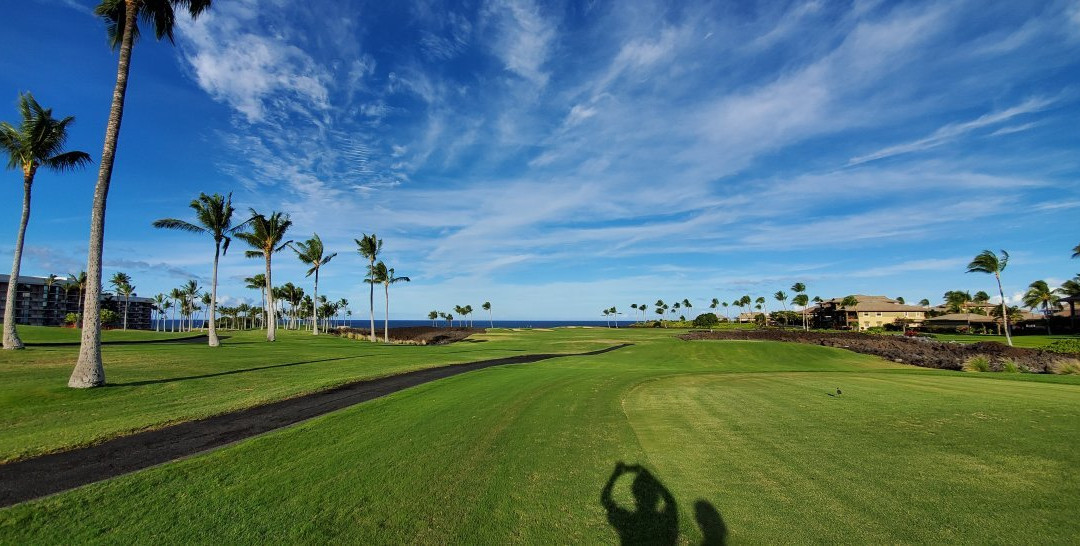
xmin=169 ymin=287 xmax=183 ymax=332
xmin=245 ymin=274 xmax=266 ymax=329
xmin=290 ymin=233 xmax=337 ymax=335
xmin=182 ymin=279 xmax=201 ymax=332
xmin=108 ymin=272 xmax=131 ymax=330
xmin=235 ymin=210 xmax=292 ymax=342
xmin=602 ymin=308 xmax=611 ymax=327
xmin=773 ymin=291 xmax=789 ymax=327
xmin=483 ymin=301 xmax=493 ymax=328
xmin=69 ymin=0 xmax=214 ymax=386
xmin=792 ymin=294 xmax=809 ymax=331
xmin=428 ymin=310 xmax=439 ymax=327
xmin=337 ymin=298 xmax=349 ymax=329
xmin=918 ymin=298 xmax=930 ymax=307
xmin=754 ymin=296 xmax=767 ymax=325
xmin=682 ymin=299 xmax=692 ymax=320
xmin=464 ymin=304 xmax=474 ymax=327
xmin=152 ymin=192 xmax=245 ymax=346
xmin=152 ymin=293 xmax=167 ymax=331
xmin=839 ymin=295 xmax=859 ymax=330
xmin=355 ymin=233 xmax=383 ymax=342
xmin=119 ymin=281 xmax=136 ymax=330
xmin=1073 ymin=243 xmax=1080 ymax=259
xmin=66 ymin=271 xmax=88 ymax=322
xmin=1023 ymin=280 xmax=1060 ymax=335
xmin=630 ymin=303 xmax=639 ymax=324
xmin=43 ymin=274 xmax=58 ymax=325
xmin=966 ymin=249 xmax=1013 ymax=346
xmin=366 ymin=261 xmax=410 ymax=343
xmin=1 ymin=93 xmax=92 ymax=349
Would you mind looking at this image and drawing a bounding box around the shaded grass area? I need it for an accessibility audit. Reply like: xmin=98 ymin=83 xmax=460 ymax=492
xmin=0 ymin=327 xmax=615 ymax=462
xmin=2 ymin=331 xmax=1077 ymax=542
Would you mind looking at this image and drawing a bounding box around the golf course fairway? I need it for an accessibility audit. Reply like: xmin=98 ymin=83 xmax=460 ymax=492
xmin=1 ymin=327 xmax=1077 ymax=543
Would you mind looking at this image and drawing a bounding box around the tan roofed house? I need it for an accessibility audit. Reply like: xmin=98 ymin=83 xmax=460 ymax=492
xmin=812 ymin=295 xmax=927 ymax=331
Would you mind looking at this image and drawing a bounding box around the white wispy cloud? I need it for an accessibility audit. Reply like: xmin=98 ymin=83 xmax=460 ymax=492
xmin=848 ymin=96 xmax=1057 ymax=165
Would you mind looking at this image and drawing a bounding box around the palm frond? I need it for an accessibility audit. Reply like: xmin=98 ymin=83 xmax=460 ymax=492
xmin=41 ymin=150 xmax=92 ymax=172
xmin=152 ymin=218 xmax=206 ymax=233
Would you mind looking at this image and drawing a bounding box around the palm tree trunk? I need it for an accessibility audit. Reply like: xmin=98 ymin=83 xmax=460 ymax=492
xmin=995 ymin=272 xmax=1013 ymax=347
xmin=208 ymin=242 xmax=221 ymax=347
xmin=2 ymin=174 xmax=34 ymax=349
xmin=368 ymin=258 xmax=376 ymax=342
xmin=384 ymin=283 xmax=390 ymax=343
xmin=70 ymin=1 xmax=139 ymax=388
xmin=265 ymin=256 xmax=276 ymax=342
xmin=312 ymin=268 xmax=320 ymax=335
xmin=123 ymin=295 xmax=129 ymax=330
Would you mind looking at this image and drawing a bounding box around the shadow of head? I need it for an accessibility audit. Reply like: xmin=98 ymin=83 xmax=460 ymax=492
xmin=601 ymin=462 xmax=678 ymax=545
xmin=694 ymin=499 xmax=727 ymax=545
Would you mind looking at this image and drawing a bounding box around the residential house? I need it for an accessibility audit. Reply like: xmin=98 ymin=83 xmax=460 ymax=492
xmin=812 ymin=295 xmax=927 ymax=331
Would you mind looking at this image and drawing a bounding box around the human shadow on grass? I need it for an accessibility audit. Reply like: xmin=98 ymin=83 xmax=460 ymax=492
xmin=107 ymin=356 xmax=362 ymax=387
xmin=602 ymin=462 xmax=727 ymax=545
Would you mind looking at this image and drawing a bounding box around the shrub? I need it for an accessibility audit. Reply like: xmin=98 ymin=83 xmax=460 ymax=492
xmin=1045 ymin=339 xmax=1080 ymax=355
xmin=962 ymin=355 xmax=991 ymax=372
xmin=63 ymin=312 xmax=80 ymax=326
xmin=866 ymin=327 xmax=886 ymax=335
xmin=1052 ymin=359 xmax=1080 ymax=375
xmin=1001 ymin=360 xmax=1019 ymax=373
xmin=99 ymin=309 xmax=120 ymax=328
xmin=692 ymin=313 xmax=720 ymax=328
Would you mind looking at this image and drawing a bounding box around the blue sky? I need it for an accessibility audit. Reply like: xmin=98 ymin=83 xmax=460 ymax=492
xmin=1 ymin=0 xmax=1078 ymax=320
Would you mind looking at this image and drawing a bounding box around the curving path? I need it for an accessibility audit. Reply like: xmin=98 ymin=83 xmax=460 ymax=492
xmin=0 ymin=344 xmax=630 ymax=508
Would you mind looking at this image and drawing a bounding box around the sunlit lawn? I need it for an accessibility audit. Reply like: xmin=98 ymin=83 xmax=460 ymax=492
xmin=1 ymin=328 xmax=1078 ymax=542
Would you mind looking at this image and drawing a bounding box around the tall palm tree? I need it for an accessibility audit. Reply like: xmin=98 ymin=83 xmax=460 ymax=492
xmin=773 ymin=291 xmax=788 ymax=327
xmin=602 ymin=309 xmax=611 ymax=327
xmin=119 ymin=281 xmax=135 ymax=330
xmin=152 ymin=293 xmax=167 ymax=331
xmin=66 ymin=271 xmax=88 ymax=322
xmin=428 ymin=310 xmax=439 ymax=327
xmin=244 ymin=274 xmax=266 ymax=329
xmin=754 ymin=296 xmax=767 ymax=325
xmin=966 ymin=249 xmax=1013 ymax=346
xmin=337 ymin=298 xmax=349 ymax=329
xmin=366 ymin=261 xmax=410 ymax=343
xmin=169 ymin=287 xmax=183 ymax=332
xmin=290 ymin=233 xmax=337 ymax=335
xmin=1 ymin=93 xmax=92 ymax=349
xmin=483 ymin=301 xmax=493 ymax=328
xmin=791 ymin=283 xmax=806 ymax=329
xmin=108 ymin=272 xmax=131 ymax=330
xmin=918 ymin=298 xmax=930 ymax=307
xmin=839 ymin=295 xmax=859 ymax=330
xmin=71 ymin=0 xmax=214 ymax=387
xmin=1073 ymin=243 xmax=1080 ymax=259
xmin=681 ymin=299 xmax=692 ymax=319
xmin=152 ymin=192 xmax=245 ymax=346
xmin=355 ymin=233 xmax=383 ymax=342
xmin=1023 ymin=280 xmax=1060 ymax=335
xmin=235 ymin=210 xmax=292 ymax=342
xmin=610 ymin=306 xmax=620 ymax=328
xmin=792 ymin=293 xmax=810 ymax=330
xmin=182 ymin=279 xmax=201 ymax=332
xmin=43 ymin=274 xmax=58 ymax=325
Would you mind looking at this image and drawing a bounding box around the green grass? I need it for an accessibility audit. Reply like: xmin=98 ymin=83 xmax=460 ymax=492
xmin=0 ymin=326 xmax=615 ymax=462
xmin=1 ymin=328 xmax=1078 ymax=542
xmin=929 ymin=333 xmax=1077 ymax=348
xmin=12 ymin=325 xmax=199 ymax=344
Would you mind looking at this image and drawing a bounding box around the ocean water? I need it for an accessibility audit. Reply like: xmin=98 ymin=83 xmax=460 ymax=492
xmin=157 ymin=319 xmax=629 ymax=330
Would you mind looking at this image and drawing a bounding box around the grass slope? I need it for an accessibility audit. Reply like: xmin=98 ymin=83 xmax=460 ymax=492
xmin=2 ymin=329 xmax=1078 ymax=542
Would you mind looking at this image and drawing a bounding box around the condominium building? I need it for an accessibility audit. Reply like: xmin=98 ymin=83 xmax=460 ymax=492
xmin=0 ymin=274 xmax=154 ymax=329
